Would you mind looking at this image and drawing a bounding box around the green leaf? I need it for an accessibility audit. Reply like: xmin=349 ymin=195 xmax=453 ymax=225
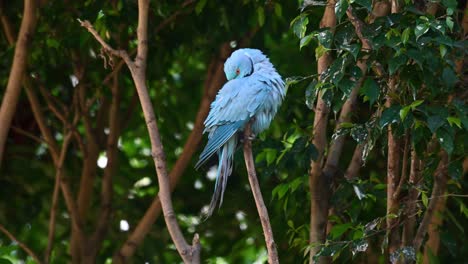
xmin=195 ymin=0 xmax=207 ymax=14
xmin=340 ymin=43 xmax=361 ymax=60
xmin=448 ymin=160 xmax=462 ymax=179
xmin=265 ymin=148 xmax=277 ymax=166
xmin=315 ymin=45 xmax=329 ymax=60
xmin=291 ymin=15 xmax=309 ymax=39
xmin=338 ymin=79 xmax=355 ymax=98
xmin=300 ymin=34 xmax=314 ymax=50
xmin=436 ymin=128 xmax=454 ymax=154
xmin=360 ymin=77 xmax=379 ymax=105
xmin=274 ymin=3 xmax=282 ymax=17
xmin=410 ymin=100 xmax=424 ymax=109
xmin=447 ymin=117 xmax=462 ymax=128
xmin=446 ymin=17 xmax=454 ymax=31
xmin=351 ymin=125 xmax=368 ymax=143
xmin=330 ymin=223 xmax=352 ymax=239
xmin=305 ymin=80 xmax=318 ymax=109
xmin=388 ymin=55 xmax=407 ymax=75
xmin=350 ymin=65 xmax=363 ymax=80
xmin=400 ymin=106 xmax=410 ymax=121
xmin=422 ymin=192 xmax=428 ymax=207
xmin=427 ymin=115 xmax=446 ymax=133
xmin=353 ymin=0 xmax=372 ymax=11
xmin=380 ymin=105 xmax=401 ymax=128
xmin=0 ymin=259 xmax=13 ymax=264
xmin=257 ymin=7 xmax=265 ymax=26
xmin=415 ymin=23 xmax=430 ymax=39
xmin=96 ymin=10 xmax=105 ymax=20
xmin=401 ymin=28 xmax=411 ymax=45
xmin=335 ymin=0 xmax=349 ymax=21
xmin=317 ymin=29 xmax=333 ymax=49
xmin=440 ymin=44 xmax=448 ymax=58
xmin=442 ymin=67 xmax=457 ymax=88
xmin=441 ymin=0 xmax=457 ymax=10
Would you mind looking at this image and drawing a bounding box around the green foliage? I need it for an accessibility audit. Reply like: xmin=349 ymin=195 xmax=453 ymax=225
xmin=0 ymin=0 xmax=466 ymax=263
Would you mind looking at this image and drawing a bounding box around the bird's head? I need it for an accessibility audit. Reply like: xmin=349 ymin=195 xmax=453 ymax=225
xmin=223 ymin=49 xmax=255 ymax=81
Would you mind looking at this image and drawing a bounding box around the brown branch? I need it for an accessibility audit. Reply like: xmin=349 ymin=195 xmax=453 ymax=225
xmin=413 ymin=151 xmax=449 ymax=252
xmin=0 ymin=0 xmax=37 ymax=166
xmin=0 ymin=8 xmax=16 ymax=44
xmin=393 ymin=134 xmax=409 ymax=200
xmin=345 ymin=7 xmax=372 ymax=51
xmin=154 ymin=0 xmax=195 ymax=34
xmin=243 ymin=123 xmax=279 ymax=264
xmin=309 ymin=0 xmax=336 ymax=263
xmin=77 ymin=19 xmax=133 ymax=67
xmin=385 ymin=77 xmax=402 ymax=255
xmin=45 ymin=131 xmax=72 ymax=264
xmin=10 ymin=126 xmax=45 ymax=144
xmin=0 ymin=223 xmax=42 ymax=264
xmin=81 ymin=0 xmax=201 ymax=262
xmin=344 ymin=144 xmax=364 ymax=180
xmin=92 ymin=72 xmax=120 ymax=252
xmin=323 ymin=6 xmax=373 ymax=181
xmin=37 ymin=83 xmax=68 ymax=124
xmin=401 ymin=150 xmax=421 ymax=245
xmin=114 ymin=35 xmax=262 ymax=261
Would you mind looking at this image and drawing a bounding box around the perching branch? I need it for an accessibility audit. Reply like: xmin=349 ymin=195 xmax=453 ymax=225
xmin=80 ymin=0 xmax=201 ymax=262
xmin=0 ymin=0 xmax=37 ymax=167
xmin=243 ymin=123 xmax=279 ymax=264
xmin=0 ymin=223 xmax=42 ymax=264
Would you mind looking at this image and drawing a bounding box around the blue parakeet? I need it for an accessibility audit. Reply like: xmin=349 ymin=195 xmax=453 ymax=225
xmin=195 ymin=48 xmax=285 ymax=217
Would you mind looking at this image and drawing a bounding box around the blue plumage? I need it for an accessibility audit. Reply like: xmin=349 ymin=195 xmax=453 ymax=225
xmin=196 ymin=48 xmax=285 ymax=217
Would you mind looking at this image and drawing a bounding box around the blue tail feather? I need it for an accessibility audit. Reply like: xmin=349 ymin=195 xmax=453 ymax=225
xmin=195 ymin=120 xmax=244 ymax=169
xmin=203 ymin=136 xmax=237 ymax=218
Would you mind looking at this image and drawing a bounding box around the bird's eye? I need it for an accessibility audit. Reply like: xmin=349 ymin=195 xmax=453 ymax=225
xmin=235 ymin=68 xmax=240 ymax=75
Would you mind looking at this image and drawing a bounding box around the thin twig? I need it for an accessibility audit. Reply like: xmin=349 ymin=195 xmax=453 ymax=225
xmin=45 ymin=131 xmax=72 ymax=264
xmin=243 ymin=123 xmax=279 ymax=264
xmin=77 ymin=19 xmax=133 ymax=67
xmin=10 ymin=126 xmax=45 ymax=144
xmin=0 ymin=223 xmax=42 ymax=264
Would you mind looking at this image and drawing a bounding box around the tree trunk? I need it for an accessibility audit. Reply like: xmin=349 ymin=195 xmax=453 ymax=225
xmin=309 ymin=1 xmax=336 ymax=263
xmin=0 ymin=0 xmax=37 ymax=167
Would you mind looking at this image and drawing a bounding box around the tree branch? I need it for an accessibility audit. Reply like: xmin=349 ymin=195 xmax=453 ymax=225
xmin=77 ymin=19 xmax=133 ymax=67
xmin=0 ymin=223 xmax=42 ymax=264
xmin=413 ymin=151 xmax=449 ymax=252
xmin=309 ymin=0 xmax=336 ymax=262
xmin=91 ymin=71 xmax=120 ymax=251
xmin=0 ymin=0 xmax=37 ymax=166
xmin=45 ymin=131 xmax=72 ymax=264
xmin=81 ymin=1 xmax=201 ymax=262
xmin=243 ymin=123 xmax=279 ymax=264
xmin=393 ymin=134 xmax=409 ymax=200
xmin=344 ymin=144 xmax=363 ymax=180
xmin=385 ymin=77 xmax=402 ymax=255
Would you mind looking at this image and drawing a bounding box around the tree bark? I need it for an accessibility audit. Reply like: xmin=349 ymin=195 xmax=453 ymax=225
xmin=80 ymin=0 xmax=201 ymax=262
xmin=243 ymin=123 xmax=279 ymax=264
xmin=309 ymin=1 xmax=336 ymax=263
xmin=386 ymin=77 xmax=402 ymax=255
xmin=0 ymin=0 xmax=37 ymax=167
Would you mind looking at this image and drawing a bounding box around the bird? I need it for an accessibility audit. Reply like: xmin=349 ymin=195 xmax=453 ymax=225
xmin=195 ymin=48 xmax=286 ymax=217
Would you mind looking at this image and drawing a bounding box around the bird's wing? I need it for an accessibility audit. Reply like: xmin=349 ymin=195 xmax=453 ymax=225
xmin=204 ymin=78 xmax=269 ymax=130
xmin=196 ymin=78 xmax=270 ymax=168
